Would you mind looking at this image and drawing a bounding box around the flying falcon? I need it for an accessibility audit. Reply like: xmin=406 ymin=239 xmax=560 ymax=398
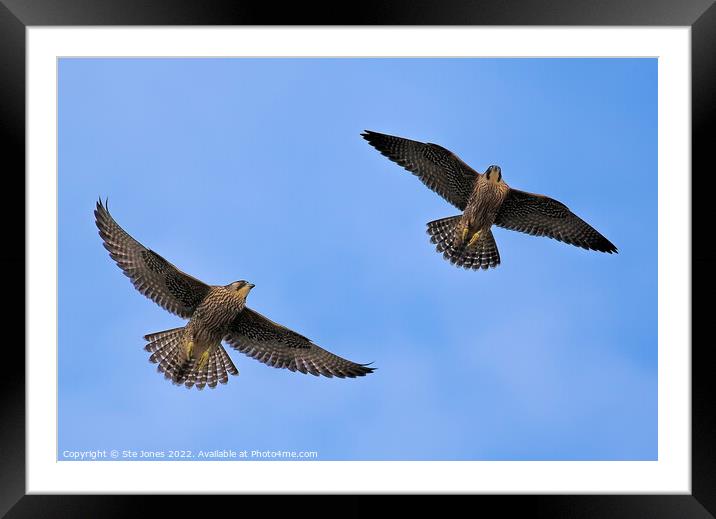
xmin=95 ymin=200 xmax=374 ymax=389
xmin=362 ymin=130 xmax=617 ymax=270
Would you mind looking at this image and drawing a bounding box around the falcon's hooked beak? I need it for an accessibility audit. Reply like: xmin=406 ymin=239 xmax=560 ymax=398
xmin=486 ymin=165 xmax=502 ymax=184
xmin=235 ymin=282 xmax=255 ymax=298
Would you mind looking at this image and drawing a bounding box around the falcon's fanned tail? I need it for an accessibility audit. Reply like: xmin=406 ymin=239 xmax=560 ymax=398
xmin=427 ymin=216 xmax=501 ymax=270
xmin=144 ymin=327 xmax=238 ymax=390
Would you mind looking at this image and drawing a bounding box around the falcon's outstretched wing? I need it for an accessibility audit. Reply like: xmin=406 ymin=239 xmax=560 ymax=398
xmin=362 ymin=130 xmax=478 ymax=210
xmin=495 ymin=189 xmax=617 ymax=253
xmin=225 ymin=308 xmax=374 ymax=378
xmin=94 ymin=199 xmax=211 ymax=318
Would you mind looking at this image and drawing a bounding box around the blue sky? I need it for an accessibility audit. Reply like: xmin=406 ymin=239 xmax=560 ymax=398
xmin=58 ymin=58 xmax=657 ymax=461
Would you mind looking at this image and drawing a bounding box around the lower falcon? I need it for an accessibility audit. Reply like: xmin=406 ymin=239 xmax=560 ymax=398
xmin=95 ymin=199 xmax=374 ymax=389
xmin=362 ymin=130 xmax=617 ymax=270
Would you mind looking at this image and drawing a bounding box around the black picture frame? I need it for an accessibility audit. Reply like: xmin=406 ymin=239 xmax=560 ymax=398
xmin=3 ymin=0 xmax=712 ymax=516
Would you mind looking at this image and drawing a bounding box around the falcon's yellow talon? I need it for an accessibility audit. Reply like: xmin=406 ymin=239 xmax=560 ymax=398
xmin=185 ymin=340 xmax=194 ymax=360
xmin=197 ymin=350 xmax=210 ymax=370
xmin=467 ymin=231 xmax=482 ymax=248
xmin=461 ymin=227 xmax=469 ymax=242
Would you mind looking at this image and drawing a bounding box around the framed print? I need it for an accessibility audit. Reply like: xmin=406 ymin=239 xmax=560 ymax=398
xmin=4 ymin=0 xmax=714 ymax=516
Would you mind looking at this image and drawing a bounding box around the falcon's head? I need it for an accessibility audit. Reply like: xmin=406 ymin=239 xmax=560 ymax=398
xmin=485 ymin=165 xmax=503 ymax=184
xmin=227 ymin=280 xmax=255 ymax=298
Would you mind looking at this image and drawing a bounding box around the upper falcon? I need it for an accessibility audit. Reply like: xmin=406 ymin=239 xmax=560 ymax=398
xmin=362 ymin=130 xmax=617 ymax=270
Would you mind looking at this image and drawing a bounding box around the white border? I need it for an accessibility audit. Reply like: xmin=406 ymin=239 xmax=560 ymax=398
xmin=27 ymin=27 xmax=690 ymax=493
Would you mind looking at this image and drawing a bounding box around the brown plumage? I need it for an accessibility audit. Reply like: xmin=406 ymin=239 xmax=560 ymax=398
xmin=95 ymin=199 xmax=374 ymax=389
xmin=362 ymin=130 xmax=617 ymax=270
